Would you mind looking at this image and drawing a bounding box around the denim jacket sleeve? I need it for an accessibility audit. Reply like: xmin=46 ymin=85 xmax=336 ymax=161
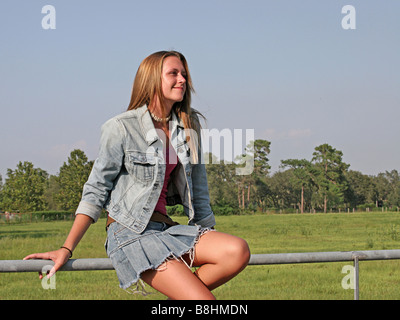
xmin=188 ymin=116 xmax=216 ymax=229
xmin=190 ymin=161 xmax=216 ymax=228
xmin=75 ymin=118 xmax=125 ymax=222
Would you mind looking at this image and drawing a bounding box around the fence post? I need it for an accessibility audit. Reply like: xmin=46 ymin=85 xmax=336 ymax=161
xmin=353 ymin=256 xmax=359 ymax=300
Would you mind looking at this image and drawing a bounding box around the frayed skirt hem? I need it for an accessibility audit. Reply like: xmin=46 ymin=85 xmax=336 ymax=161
xmin=106 ymin=222 xmax=213 ymax=295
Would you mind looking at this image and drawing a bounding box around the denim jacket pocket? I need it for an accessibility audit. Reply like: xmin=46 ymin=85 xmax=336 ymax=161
xmin=126 ymin=151 xmax=156 ymax=183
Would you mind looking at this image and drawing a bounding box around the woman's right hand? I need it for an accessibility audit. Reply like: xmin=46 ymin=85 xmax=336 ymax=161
xmin=23 ymin=248 xmax=71 ymax=279
xmin=22 ymin=214 xmax=93 ymax=279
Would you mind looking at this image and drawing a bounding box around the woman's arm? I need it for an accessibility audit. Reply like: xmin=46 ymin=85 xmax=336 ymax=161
xmin=23 ymin=214 xmax=93 ymax=279
xmin=61 ymin=213 xmax=93 ymax=253
xmin=24 ymin=118 xmax=125 ymax=279
xmin=75 ymin=117 xmax=125 ymax=223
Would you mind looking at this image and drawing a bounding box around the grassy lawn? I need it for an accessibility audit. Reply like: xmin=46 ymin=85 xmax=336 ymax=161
xmin=1 ymin=211 xmax=400 ymax=300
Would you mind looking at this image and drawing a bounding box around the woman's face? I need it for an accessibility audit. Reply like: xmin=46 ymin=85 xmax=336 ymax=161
xmin=161 ymin=56 xmax=187 ymax=109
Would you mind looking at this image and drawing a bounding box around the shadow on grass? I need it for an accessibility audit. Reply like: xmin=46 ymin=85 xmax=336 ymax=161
xmin=0 ymin=229 xmax=59 ymax=240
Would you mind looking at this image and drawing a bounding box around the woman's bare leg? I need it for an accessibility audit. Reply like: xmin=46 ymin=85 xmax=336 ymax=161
xmin=190 ymin=231 xmax=250 ymax=290
xmin=141 ymin=259 xmax=216 ymax=300
xmin=140 ymin=231 xmax=250 ymax=299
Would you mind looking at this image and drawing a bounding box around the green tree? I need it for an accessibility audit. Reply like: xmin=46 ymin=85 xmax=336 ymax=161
xmin=1 ymin=161 xmax=48 ymax=212
xmin=247 ymin=139 xmax=271 ymax=177
xmin=281 ymin=159 xmax=313 ymax=213
xmin=0 ymin=174 xmax=3 ymax=211
xmin=44 ymin=175 xmax=62 ymax=211
xmin=253 ymin=176 xmax=271 ymax=213
xmin=236 ymin=139 xmax=271 ymax=210
xmin=311 ymin=144 xmax=350 ymax=212
xmin=372 ymin=173 xmax=390 ymax=207
xmin=267 ymin=170 xmax=298 ymax=210
xmin=56 ymin=149 xmax=94 ymax=211
xmin=344 ymin=170 xmax=377 ymax=208
xmin=205 ymin=152 xmax=238 ymax=211
xmin=381 ymin=170 xmax=400 ymax=208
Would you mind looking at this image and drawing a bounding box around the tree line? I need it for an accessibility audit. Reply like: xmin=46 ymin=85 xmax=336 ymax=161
xmin=0 ymin=150 xmax=93 ymax=213
xmin=0 ymin=141 xmax=399 ymax=215
xmin=206 ymin=140 xmax=400 ymax=214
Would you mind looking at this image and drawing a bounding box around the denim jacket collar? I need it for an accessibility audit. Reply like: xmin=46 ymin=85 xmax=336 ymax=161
xmin=137 ymin=104 xmax=186 ymax=148
xmin=138 ymin=105 xmax=158 ymax=145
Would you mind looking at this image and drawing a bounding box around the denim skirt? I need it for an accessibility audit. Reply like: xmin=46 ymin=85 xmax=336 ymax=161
xmin=105 ymin=219 xmax=210 ymax=293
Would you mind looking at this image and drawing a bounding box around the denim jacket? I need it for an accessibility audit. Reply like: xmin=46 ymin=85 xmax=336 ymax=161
xmin=75 ymin=104 xmax=215 ymax=233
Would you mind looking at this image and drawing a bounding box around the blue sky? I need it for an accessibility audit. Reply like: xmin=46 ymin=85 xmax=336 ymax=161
xmin=1 ymin=0 xmax=399 ymax=179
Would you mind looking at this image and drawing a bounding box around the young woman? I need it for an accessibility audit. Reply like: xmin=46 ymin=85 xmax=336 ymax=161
xmin=24 ymin=51 xmax=250 ymax=300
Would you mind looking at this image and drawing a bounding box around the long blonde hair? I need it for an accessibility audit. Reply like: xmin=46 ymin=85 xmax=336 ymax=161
xmin=127 ymin=51 xmax=203 ymax=162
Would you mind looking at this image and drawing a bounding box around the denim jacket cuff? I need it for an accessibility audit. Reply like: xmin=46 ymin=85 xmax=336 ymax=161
xmin=190 ymin=212 xmax=216 ymax=229
xmin=75 ymin=200 xmax=102 ymax=223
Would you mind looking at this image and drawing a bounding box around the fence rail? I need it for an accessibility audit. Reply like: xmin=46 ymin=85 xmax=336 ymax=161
xmin=2 ymin=249 xmax=400 ymax=299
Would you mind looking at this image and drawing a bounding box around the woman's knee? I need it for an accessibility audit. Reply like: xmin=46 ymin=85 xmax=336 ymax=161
xmin=194 ymin=231 xmax=250 ymax=270
xmin=224 ymin=236 xmax=251 ymax=270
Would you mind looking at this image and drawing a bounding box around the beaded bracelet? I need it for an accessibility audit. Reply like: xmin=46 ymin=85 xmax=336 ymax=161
xmin=60 ymin=246 xmax=73 ymax=258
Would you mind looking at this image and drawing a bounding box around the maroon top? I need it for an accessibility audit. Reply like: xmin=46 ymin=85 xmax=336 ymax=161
xmin=154 ymin=143 xmax=179 ymax=215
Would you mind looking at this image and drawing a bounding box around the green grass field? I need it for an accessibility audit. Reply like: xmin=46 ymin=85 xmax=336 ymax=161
xmin=1 ymin=211 xmax=400 ymax=300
